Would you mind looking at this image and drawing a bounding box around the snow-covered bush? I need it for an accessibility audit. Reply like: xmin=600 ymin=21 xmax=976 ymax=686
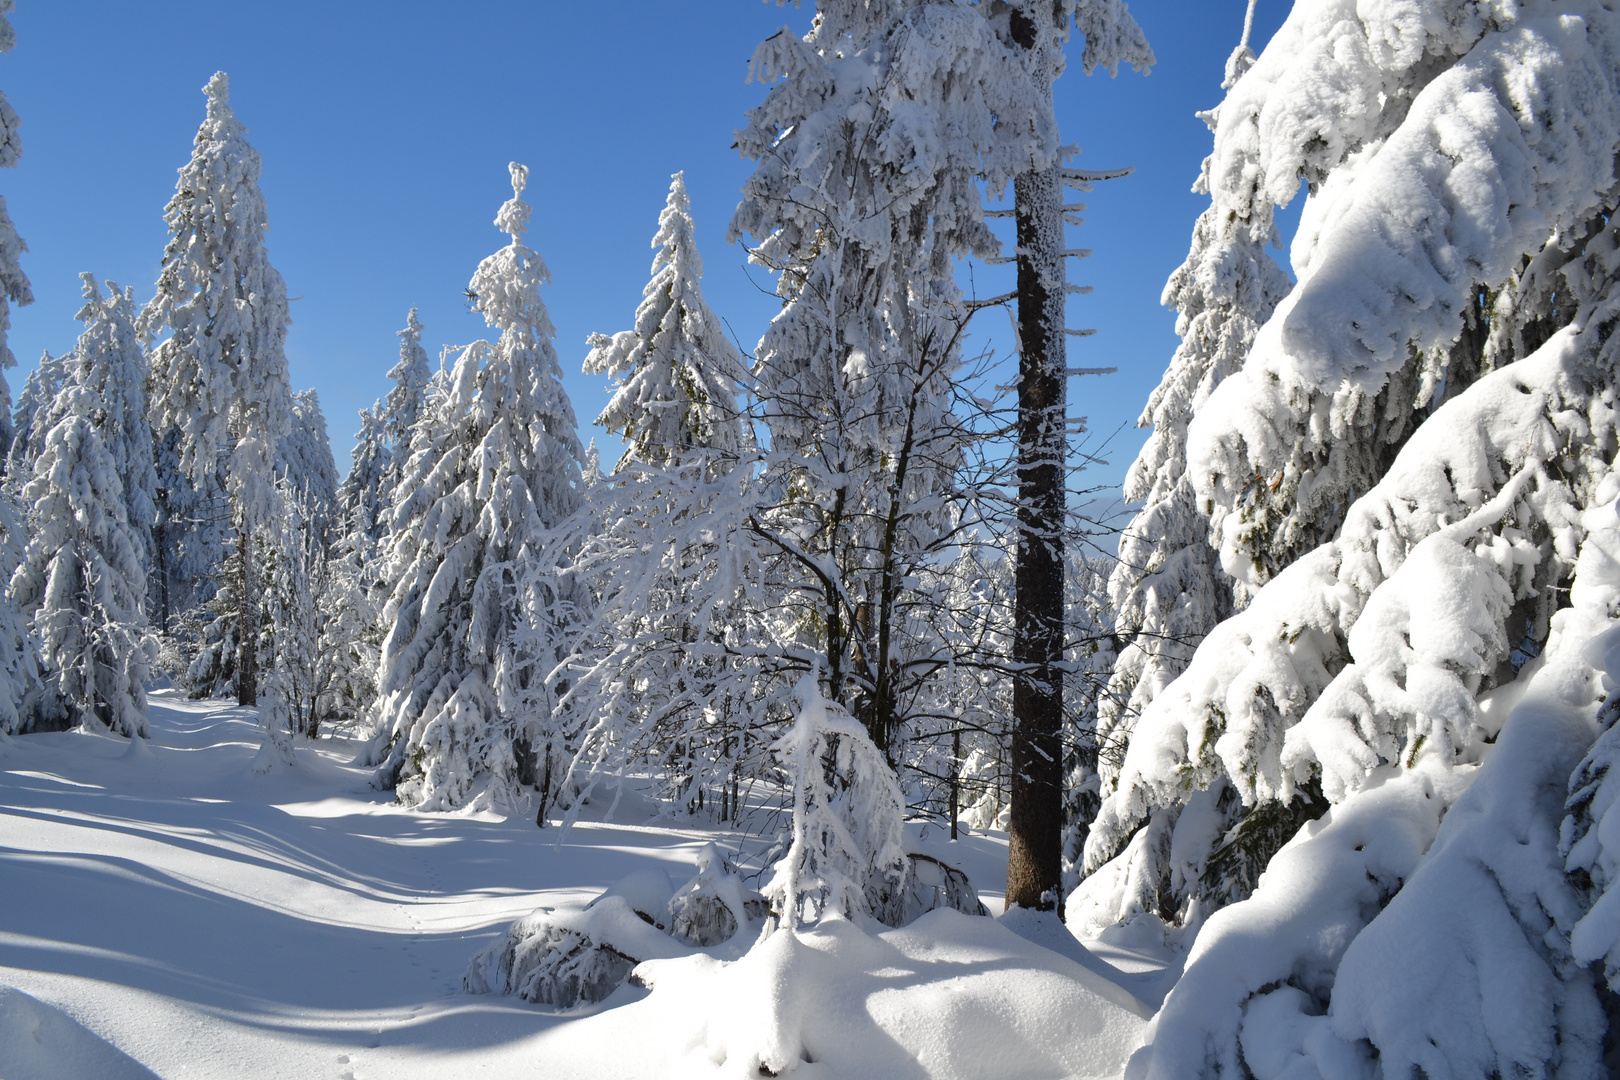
xmin=765 ymin=677 xmax=909 ymax=929
xmin=466 ymin=854 xmax=767 ymax=1009
xmin=669 ymin=844 xmax=770 ymax=947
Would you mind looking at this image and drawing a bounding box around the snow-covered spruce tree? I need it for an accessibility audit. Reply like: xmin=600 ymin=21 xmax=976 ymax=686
xmin=1066 ymin=7 xmax=1620 ymax=1075
xmin=371 ymin=163 xmax=587 ymax=813
xmin=11 ymin=384 xmax=152 ymax=737
xmin=383 ymin=307 xmax=432 ymax=463
xmin=1099 ymin=6 xmax=1288 ymax=789
xmin=1082 ymin=211 xmax=1620 ymax=1080
xmin=277 ymin=388 xmax=338 ymax=530
xmin=336 ymin=404 xmax=391 ymax=549
xmin=566 ymin=174 xmax=764 ymax=820
xmin=140 ymin=71 xmax=292 ymax=709
xmin=149 ymin=426 xmax=228 ymax=638
xmin=997 ymin=0 xmax=1152 ymax=913
xmin=0 ymin=0 xmax=32 ymax=461
xmin=1084 ymin=0 xmax=1620 ymax=927
xmin=5 ymin=348 xmax=63 ymax=491
xmin=41 ymin=276 xmax=158 ymax=573
xmin=585 ymin=172 xmax=747 ymax=472
xmin=729 ymin=0 xmax=1041 ymax=785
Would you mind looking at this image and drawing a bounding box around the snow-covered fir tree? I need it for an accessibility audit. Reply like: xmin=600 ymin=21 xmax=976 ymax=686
xmin=382 ymin=307 xmax=431 ymax=457
xmin=371 ymin=163 xmax=587 ymax=814
xmin=336 ymin=403 xmax=391 ymax=548
xmin=277 ymin=388 xmax=339 ymax=528
xmin=584 ymin=172 xmax=747 ymax=472
xmin=1099 ymin=6 xmax=1288 ymax=787
xmin=564 ymin=171 xmax=763 ymax=819
xmin=45 ymin=276 xmax=158 ymax=571
xmin=0 ymin=0 xmax=32 ymax=459
xmin=5 ymin=348 xmax=64 ymax=489
xmin=11 ymin=384 xmax=152 ymax=737
xmin=140 ymin=71 xmax=292 ymax=708
xmin=1072 ymin=4 xmax=1620 ymax=1076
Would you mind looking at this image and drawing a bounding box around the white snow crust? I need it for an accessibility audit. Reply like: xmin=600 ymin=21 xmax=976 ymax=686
xmin=0 ymin=691 xmax=1152 ymax=1079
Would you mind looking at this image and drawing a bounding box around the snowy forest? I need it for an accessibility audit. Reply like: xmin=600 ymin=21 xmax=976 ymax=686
xmin=4 ymin=0 xmax=1620 ymax=1077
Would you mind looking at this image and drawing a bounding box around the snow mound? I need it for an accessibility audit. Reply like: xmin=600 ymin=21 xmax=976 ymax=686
xmin=628 ymin=909 xmax=1148 ymax=1079
xmin=0 ymin=986 xmax=160 ymax=1080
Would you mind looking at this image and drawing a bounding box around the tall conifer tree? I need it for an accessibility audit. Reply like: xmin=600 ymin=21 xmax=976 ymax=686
xmin=372 ymin=163 xmax=586 ymax=813
xmin=140 ymin=72 xmax=292 ymax=707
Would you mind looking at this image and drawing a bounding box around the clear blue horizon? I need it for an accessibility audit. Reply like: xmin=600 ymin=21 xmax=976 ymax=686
xmin=1 ymin=1 xmax=1294 ymax=515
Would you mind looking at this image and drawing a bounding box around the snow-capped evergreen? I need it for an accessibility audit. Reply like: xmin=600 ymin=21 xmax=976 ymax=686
xmin=5 ymin=348 xmax=64 ymax=489
xmin=1083 ymin=0 xmax=1620 ymax=925
xmin=1100 ymin=9 xmax=1289 ymax=785
xmin=372 ymin=163 xmax=587 ymax=813
xmin=382 ymin=307 xmax=431 ymax=454
xmin=46 ymin=276 xmax=158 ymax=570
xmin=0 ymin=0 xmax=32 ymax=458
xmin=12 ymin=385 xmax=152 ymax=737
xmin=140 ymin=71 xmax=292 ymax=708
xmin=277 ymin=388 xmax=339 ymax=528
xmin=767 ymin=675 xmax=907 ymax=929
xmin=1072 ymin=5 xmax=1620 ymax=1073
xmin=584 ymin=172 xmax=746 ymax=472
xmin=336 ymin=403 xmax=391 ymax=548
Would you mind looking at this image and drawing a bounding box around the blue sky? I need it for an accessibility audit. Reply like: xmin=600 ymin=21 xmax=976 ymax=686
xmin=1 ymin=1 xmax=1293 ymax=505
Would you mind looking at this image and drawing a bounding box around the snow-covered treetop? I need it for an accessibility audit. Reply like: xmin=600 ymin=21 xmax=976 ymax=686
xmin=584 ymin=172 xmax=746 ymax=469
xmin=383 ymin=307 xmax=431 ymax=450
xmin=735 ymin=1 xmax=1051 ymax=270
xmin=0 ymin=0 xmax=21 ymax=169
xmin=471 ymin=163 xmax=552 ymax=342
xmin=141 ymin=70 xmax=293 ymax=532
xmin=462 ymin=160 xmax=584 ymax=507
xmin=279 ymin=388 xmax=339 ymax=522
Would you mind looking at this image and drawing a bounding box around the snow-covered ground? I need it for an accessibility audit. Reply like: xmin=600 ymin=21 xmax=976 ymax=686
xmin=0 ymin=692 xmax=1163 ymax=1079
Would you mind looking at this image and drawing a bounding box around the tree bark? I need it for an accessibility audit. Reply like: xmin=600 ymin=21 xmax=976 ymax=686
xmin=238 ymin=523 xmax=258 ymax=707
xmin=1005 ymin=153 xmax=1067 ymax=914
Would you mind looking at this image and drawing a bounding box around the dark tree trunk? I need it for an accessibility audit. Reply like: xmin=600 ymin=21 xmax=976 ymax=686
xmin=153 ymin=502 xmax=171 ymax=633
xmin=238 ymin=524 xmax=258 ymax=707
xmin=1005 ymin=157 xmax=1068 ymax=915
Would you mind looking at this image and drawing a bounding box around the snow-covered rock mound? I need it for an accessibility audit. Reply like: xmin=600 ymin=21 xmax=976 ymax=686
xmin=626 ymin=909 xmax=1149 ymax=1079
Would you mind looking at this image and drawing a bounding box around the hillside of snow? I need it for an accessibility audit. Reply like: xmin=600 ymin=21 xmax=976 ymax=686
xmin=0 ymin=693 xmax=1159 ymax=1079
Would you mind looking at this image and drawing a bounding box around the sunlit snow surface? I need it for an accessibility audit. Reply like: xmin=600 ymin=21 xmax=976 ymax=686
xmin=0 ymin=693 xmax=1156 ymax=1079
